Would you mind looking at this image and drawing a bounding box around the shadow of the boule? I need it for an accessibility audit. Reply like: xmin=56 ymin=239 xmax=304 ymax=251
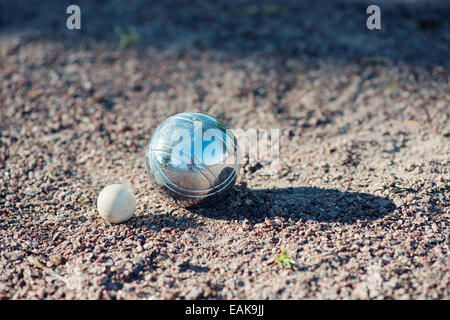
xmin=192 ymin=184 xmax=396 ymax=225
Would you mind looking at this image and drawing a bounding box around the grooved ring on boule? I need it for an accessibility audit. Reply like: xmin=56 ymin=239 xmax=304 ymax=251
xmin=146 ymin=112 xmax=241 ymax=208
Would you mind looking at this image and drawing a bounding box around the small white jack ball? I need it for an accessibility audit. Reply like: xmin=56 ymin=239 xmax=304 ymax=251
xmin=97 ymin=184 xmax=136 ymax=224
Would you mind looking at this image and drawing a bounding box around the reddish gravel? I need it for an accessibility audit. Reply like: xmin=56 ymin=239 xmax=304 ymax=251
xmin=0 ymin=0 xmax=449 ymax=299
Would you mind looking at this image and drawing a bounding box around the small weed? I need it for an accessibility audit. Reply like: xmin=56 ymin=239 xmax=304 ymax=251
xmin=384 ymin=77 xmax=398 ymax=93
xmin=115 ymin=26 xmax=141 ymax=48
xmin=78 ymin=194 xmax=84 ymax=207
xmin=274 ymin=249 xmax=295 ymax=269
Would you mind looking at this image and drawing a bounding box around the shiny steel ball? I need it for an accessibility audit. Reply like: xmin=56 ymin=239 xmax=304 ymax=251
xmin=146 ymin=112 xmax=241 ymax=207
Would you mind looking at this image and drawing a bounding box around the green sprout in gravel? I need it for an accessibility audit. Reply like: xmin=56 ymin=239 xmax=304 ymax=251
xmin=274 ymin=249 xmax=295 ymax=269
xmin=385 ymin=77 xmax=398 ymax=93
xmin=78 ymin=194 xmax=84 ymax=207
xmin=115 ymin=26 xmax=141 ymax=48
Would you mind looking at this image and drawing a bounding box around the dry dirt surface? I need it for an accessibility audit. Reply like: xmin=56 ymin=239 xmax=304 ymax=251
xmin=0 ymin=0 xmax=449 ymax=299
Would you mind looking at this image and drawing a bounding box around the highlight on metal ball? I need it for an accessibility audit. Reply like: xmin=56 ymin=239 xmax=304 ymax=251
xmin=146 ymin=112 xmax=241 ymax=207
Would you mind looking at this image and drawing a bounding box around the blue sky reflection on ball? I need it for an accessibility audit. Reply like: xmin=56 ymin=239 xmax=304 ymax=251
xmin=146 ymin=112 xmax=240 ymax=206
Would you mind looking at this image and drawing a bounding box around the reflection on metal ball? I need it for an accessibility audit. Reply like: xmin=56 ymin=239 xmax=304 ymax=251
xmin=146 ymin=112 xmax=241 ymax=207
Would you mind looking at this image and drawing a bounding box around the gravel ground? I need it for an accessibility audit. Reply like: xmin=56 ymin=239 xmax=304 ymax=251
xmin=0 ymin=0 xmax=449 ymax=299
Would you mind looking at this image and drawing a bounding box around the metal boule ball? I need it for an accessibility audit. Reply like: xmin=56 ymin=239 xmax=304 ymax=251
xmin=146 ymin=112 xmax=241 ymax=208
